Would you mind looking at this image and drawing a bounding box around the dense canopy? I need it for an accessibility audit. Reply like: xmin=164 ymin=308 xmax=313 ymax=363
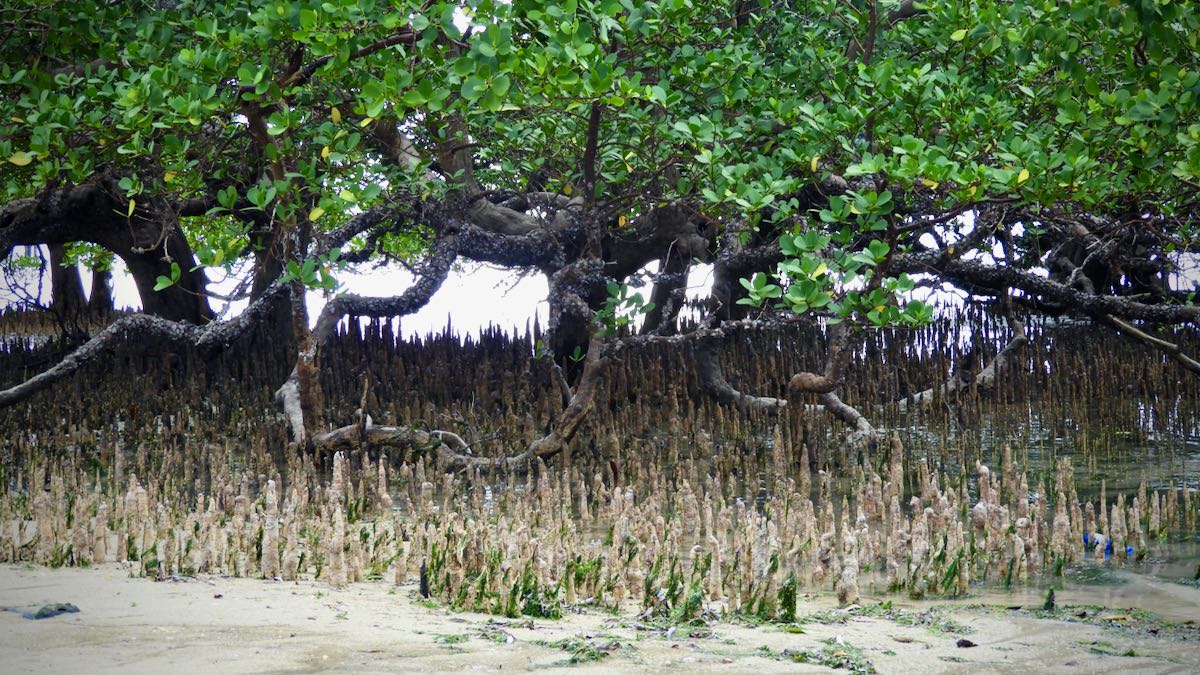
xmin=1 ymin=0 xmax=1198 ymax=459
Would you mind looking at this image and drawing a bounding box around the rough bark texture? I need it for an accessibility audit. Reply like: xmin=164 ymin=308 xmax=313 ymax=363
xmin=4 ymin=169 xmax=1196 ymax=464
xmin=276 ymin=237 xmax=459 ymax=446
xmin=893 ymin=251 xmax=1199 ymax=326
xmin=1 ymin=181 xmax=213 ymax=323
xmin=47 ymin=243 xmax=85 ymax=316
xmin=695 ymin=338 xmax=788 ymax=413
xmin=88 ymin=266 xmax=113 ymax=315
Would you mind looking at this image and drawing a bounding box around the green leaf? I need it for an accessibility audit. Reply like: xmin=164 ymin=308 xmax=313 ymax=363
xmin=402 ymin=89 xmax=427 ymax=107
xmin=461 ymin=77 xmax=487 ymax=101
xmin=950 ymin=29 xmax=968 ymax=42
xmin=491 ymin=74 xmax=511 ymax=99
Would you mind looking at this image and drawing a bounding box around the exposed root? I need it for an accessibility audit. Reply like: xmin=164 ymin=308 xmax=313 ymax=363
xmin=817 ymin=391 xmax=879 ymax=446
xmin=894 ymin=249 xmax=1200 ymax=325
xmin=512 ymin=328 xmax=610 ymax=467
xmin=899 ymin=298 xmax=1029 ymax=412
xmin=1101 ymin=315 xmax=1200 ymax=374
xmin=687 ymin=320 xmax=881 ymax=444
xmin=276 ymin=238 xmax=458 ymax=446
xmin=311 ymin=424 xmax=480 ymax=469
xmin=695 ymin=338 xmax=788 ymax=413
xmin=787 ymin=322 xmax=850 ymax=395
xmin=311 ymin=330 xmax=609 ymax=475
xmin=788 ymin=324 xmax=883 ymax=446
xmin=0 ymin=284 xmax=289 ymax=409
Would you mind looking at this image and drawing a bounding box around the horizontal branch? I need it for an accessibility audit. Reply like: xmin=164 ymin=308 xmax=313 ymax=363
xmin=312 ymin=425 xmax=476 ymax=469
xmin=0 ymin=315 xmax=191 ymax=407
xmin=899 ymin=308 xmax=1029 ymax=412
xmin=454 ymin=220 xmax=567 ymax=269
xmin=895 ymin=251 xmax=1200 ymax=325
xmin=290 ymin=29 xmax=419 ymax=89
xmin=695 ymin=338 xmax=788 ymax=413
xmin=0 ymin=283 xmax=290 ymax=408
xmin=1102 ymin=315 xmax=1200 ymax=374
xmin=314 ymin=328 xmax=609 ymax=474
xmin=818 ymin=391 xmax=879 ymax=446
xmin=276 ymin=237 xmax=458 ymax=445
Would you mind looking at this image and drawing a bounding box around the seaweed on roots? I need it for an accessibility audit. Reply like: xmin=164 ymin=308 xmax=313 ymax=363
xmin=0 ymin=310 xmax=1197 ymax=616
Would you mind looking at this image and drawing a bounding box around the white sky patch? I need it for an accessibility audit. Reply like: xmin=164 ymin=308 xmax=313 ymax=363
xmin=342 ymin=262 xmax=550 ymax=338
xmin=166 ymin=258 xmax=552 ymax=339
xmin=8 ymin=210 xmax=1197 ymax=342
xmin=6 ymin=245 xmax=719 ymax=340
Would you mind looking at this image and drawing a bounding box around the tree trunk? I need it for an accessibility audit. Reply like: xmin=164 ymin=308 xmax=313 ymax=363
xmin=47 ymin=244 xmax=86 ymax=317
xmin=88 ymin=266 xmax=113 ymax=315
xmin=641 ymin=254 xmax=689 ymax=334
xmin=0 ymin=183 xmax=213 ymax=324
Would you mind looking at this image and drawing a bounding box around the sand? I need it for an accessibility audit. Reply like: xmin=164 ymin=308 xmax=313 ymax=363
xmin=1 ymin=563 xmax=1196 ymax=674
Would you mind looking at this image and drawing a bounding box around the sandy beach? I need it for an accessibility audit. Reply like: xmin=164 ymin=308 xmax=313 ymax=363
xmin=1 ymin=563 xmax=1196 ymax=674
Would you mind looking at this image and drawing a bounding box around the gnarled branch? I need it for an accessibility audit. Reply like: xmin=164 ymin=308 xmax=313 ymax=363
xmin=899 ymin=296 xmax=1030 ymax=412
xmin=0 ymin=281 xmax=290 ymax=408
xmin=276 ymin=236 xmax=459 ymax=446
xmin=695 ymin=337 xmax=789 ymax=413
xmin=895 ymin=251 xmax=1199 ymax=325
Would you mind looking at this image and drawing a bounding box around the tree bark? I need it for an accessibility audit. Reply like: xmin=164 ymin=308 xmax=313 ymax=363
xmin=1 ymin=182 xmax=213 ymax=323
xmin=47 ymin=243 xmax=86 ymax=317
xmin=88 ymin=266 xmax=113 ymax=315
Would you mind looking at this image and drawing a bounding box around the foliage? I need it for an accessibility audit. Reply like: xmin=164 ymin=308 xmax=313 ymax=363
xmin=2 ymin=0 xmax=1198 ymax=441
xmin=757 ymin=638 xmax=877 ymax=674
xmin=599 ymin=281 xmax=655 ymax=335
xmin=433 ymin=632 xmax=471 ymax=645
xmin=5 ymin=0 xmax=1196 ymax=304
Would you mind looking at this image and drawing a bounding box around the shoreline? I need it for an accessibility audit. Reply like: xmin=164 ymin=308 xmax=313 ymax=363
xmin=1 ymin=564 xmax=1196 ymax=674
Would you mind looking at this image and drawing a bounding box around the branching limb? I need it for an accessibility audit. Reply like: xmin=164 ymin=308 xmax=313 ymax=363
xmin=817 ymin=391 xmax=878 ymax=446
xmin=695 ymin=337 xmax=789 ymax=413
xmin=787 ymin=323 xmax=884 ymax=446
xmin=499 ymin=326 xmax=609 ymax=470
xmin=0 ymin=282 xmax=290 ymax=408
xmin=550 ymin=362 xmax=574 ymax=408
xmin=845 ymin=0 xmax=925 ymax=61
xmin=899 ymin=296 xmax=1029 ymax=412
xmin=0 ymin=315 xmax=192 ymax=407
xmin=275 ymin=237 xmax=458 ymax=446
xmin=894 ymin=250 xmax=1200 ymax=325
xmin=1100 ymin=315 xmax=1200 ymax=374
xmin=788 ymin=322 xmax=851 ymax=394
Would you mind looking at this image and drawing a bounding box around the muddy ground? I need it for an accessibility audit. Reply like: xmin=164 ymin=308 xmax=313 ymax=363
xmin=1 ymin=564 xmax=1197 ymax=674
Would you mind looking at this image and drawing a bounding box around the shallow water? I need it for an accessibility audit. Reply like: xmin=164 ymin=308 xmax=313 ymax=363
xmin=954 ymin=568 xmax=1200 ymax=624
xmin=890 ymin=401 xmax=1200 ymax=603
